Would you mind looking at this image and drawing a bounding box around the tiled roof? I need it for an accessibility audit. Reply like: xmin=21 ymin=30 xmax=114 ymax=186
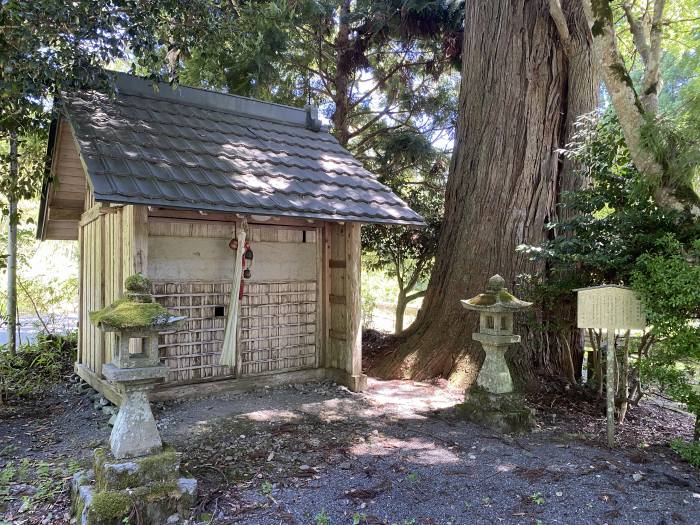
xmin=61 ymin=73 xmax=424 ymax=226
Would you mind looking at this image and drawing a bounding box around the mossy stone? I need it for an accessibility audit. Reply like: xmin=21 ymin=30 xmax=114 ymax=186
xmin=456 ymin=386 xmax=534 ymax=433
xmin=95 ymin=447 xmax=181 ymax=491
xmin=125 ymin=273 xmax=153 ymax=294
xmin=89 ymin=491 xmax=132 ymax=523
xmin=89 ymin=298 xmax=169 ymax=329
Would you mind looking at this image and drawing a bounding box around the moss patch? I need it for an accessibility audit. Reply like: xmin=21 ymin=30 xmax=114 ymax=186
xmin=95 ymin=447 xmax=180 ymax=491
xmin=125 ymin=273 xmax=152 ymax=294
xmin=89 ymin=298 xmax=169 ymax=329
xmin=456 ymin=387 xmax=534 ymax=433
xmin=89 ymin=491 xmax=132 ymax=521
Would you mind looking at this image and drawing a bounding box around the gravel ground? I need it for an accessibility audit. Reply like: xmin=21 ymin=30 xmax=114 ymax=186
xmin=2 ymin=378 xmax=700 ymax=524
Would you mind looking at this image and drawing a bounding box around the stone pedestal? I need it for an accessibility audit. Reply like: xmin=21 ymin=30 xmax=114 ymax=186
xmin=457 ymin=386 xmax=534 ymax=433
xmin=72 ymin=448 xmax=197 ymax=525
xmin=103 ymin=363 xmax=167 ymax=459
xmin=473 ymin=333 xmax=519 ymax=394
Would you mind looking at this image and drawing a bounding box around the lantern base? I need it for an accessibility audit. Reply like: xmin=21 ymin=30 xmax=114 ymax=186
xmin=474 ymin=342 xmax=515 ymax=394
xmin=457 ymin=386 xmax=534 ymax=433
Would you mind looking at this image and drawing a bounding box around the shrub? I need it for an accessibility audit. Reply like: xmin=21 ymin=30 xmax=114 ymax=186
xmin=671 ymin=438 xmax=700 ymax=468
xmin=632 ymin=236 xmax=700 ymax=436
xmin=0 ymin=330 xmax=77 ymax=402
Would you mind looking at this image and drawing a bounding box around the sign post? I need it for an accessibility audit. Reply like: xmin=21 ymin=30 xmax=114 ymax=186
xmin=575 ymin=285 xmax=646 ymax=448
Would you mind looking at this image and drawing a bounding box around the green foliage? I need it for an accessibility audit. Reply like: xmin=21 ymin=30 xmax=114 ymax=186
xmin=632 ymin=236 xmax=700 ymax=416
xmin=314 ymin=508 xmax=330 ymax=525
xmin=530 ymin=491 xmax=545 ymax=505
xmin=670 ymin=438 xmax=700 ymax=468
xmin=352 ymin=512 xmax=367 ymax=525
xmin=0 ymin=457 xmax=77 ymax=509
xmin=520 ymin=108 xmax=700 ymax=426
xmin=0 ymin=330 xmax=77 ymax=401
xmin=518 ymin=110 xmax=697 ymax=293
xmin=640 ymin=76 xmax=700 ymax=206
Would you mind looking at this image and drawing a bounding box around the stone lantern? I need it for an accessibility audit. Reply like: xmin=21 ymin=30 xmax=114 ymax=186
xmin=461 ymin=274 xmax=532 ymax=394
xmin=90 ymin=273 xmax=186 ymax=459
xmin=457 ymin=275 xmax=534 ymax=433
xmin=73 ymin=274 xmax=196 ymax=525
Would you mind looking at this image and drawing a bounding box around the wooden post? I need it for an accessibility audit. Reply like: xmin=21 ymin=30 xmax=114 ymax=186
xmin=326 ymin=222 xmax=366 ymax=391
xmin=606 ymin=327 xmax=615 ymax=448
xmin=344 ymin=223 xmax=364 ymax=390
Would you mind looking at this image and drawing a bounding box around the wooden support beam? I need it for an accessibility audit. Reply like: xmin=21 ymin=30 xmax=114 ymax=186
xmin=80 ymin=202 xmax=117 ymax=226
xmin=75 ymin=363 xmax=122 ymax=405
xmin=48 ymin=207 xmax=82 ymax=221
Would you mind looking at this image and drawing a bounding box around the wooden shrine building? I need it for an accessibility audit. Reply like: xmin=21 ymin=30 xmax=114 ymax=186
xmin=37 ymin=72 xmax=422 ymax=403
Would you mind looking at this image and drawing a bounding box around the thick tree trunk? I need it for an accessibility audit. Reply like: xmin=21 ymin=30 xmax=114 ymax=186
xmin=371 ymin=0 xmax=596 ymax=387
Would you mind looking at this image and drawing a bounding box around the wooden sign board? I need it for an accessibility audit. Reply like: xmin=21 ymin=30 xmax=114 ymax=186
xmin=575 ymin=285 xmax=646 ymax=330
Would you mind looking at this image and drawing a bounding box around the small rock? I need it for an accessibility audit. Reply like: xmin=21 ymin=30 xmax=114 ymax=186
xmin=300 ymin=464 xmax=311 ymax=471
xmin=468 ymin=454 xmax=477 ymax=460
xmin=166 ymin=514 xmax=180 ymax=524
xmin=339 ymin=462 xmax=352 ymax=470
xmin=556 ymin=491 xmax=563 ymax=497
xmin=10 ymin=483 xmax=37 ymax=496
xmin=632 ymin=472 xmax=644 ymax=482
xmin=108 ymin=414 xmax=117 ymax=426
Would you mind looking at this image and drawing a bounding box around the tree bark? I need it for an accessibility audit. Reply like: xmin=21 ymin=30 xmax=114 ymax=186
xmin=371 ymin=0 xmax=597 ymax=387
xmin=395 ymin=289 xmax=407 ymax=334
xmin=331 ymin=0 xmax=353 ymax=147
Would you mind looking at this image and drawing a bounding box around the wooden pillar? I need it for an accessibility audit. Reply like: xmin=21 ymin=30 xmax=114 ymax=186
xmin=325 ymin=222 xmax=366 ymax=391
xmin=123 ymin=204 xmax=148 ymax=276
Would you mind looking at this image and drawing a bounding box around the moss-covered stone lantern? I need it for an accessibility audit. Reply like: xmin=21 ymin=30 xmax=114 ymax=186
xmin=90 ymin=273 xmax=185 ymax=459
xmin=461 ymin=275 xmax=531 ymax=394
xmin=74 ymin=275 xmax=196 ymax=524
xmin=457 ymin=275 xmax=534 ymax=433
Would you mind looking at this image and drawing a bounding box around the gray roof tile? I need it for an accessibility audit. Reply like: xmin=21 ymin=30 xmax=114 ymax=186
xmin=61 ymin=73 xmax=423 ymax=225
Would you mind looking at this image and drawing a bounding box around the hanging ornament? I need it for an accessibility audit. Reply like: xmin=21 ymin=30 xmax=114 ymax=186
xmin=243 ymin=244 xmax=254 ymax=279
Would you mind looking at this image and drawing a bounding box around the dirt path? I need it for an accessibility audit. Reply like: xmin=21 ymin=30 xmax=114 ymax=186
xmin=2 ymin=378 xmax=700 ymax=524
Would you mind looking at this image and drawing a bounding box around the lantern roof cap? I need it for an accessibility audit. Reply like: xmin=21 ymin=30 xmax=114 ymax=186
xmin=89 ymin=274 xmax=187 ymax=331
xmin=460 ymin=274 xmax=532 ymax=313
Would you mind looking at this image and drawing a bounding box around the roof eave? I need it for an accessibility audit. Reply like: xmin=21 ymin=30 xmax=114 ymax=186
xmin=94 ymin=195 xmax=425 ymax=227
xmin=36 ymin=118 xmax=60 ymax=240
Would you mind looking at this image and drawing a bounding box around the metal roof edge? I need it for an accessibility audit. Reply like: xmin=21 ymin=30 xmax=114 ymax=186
xmin=111 ymin=72 xmax=314 ymax=130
